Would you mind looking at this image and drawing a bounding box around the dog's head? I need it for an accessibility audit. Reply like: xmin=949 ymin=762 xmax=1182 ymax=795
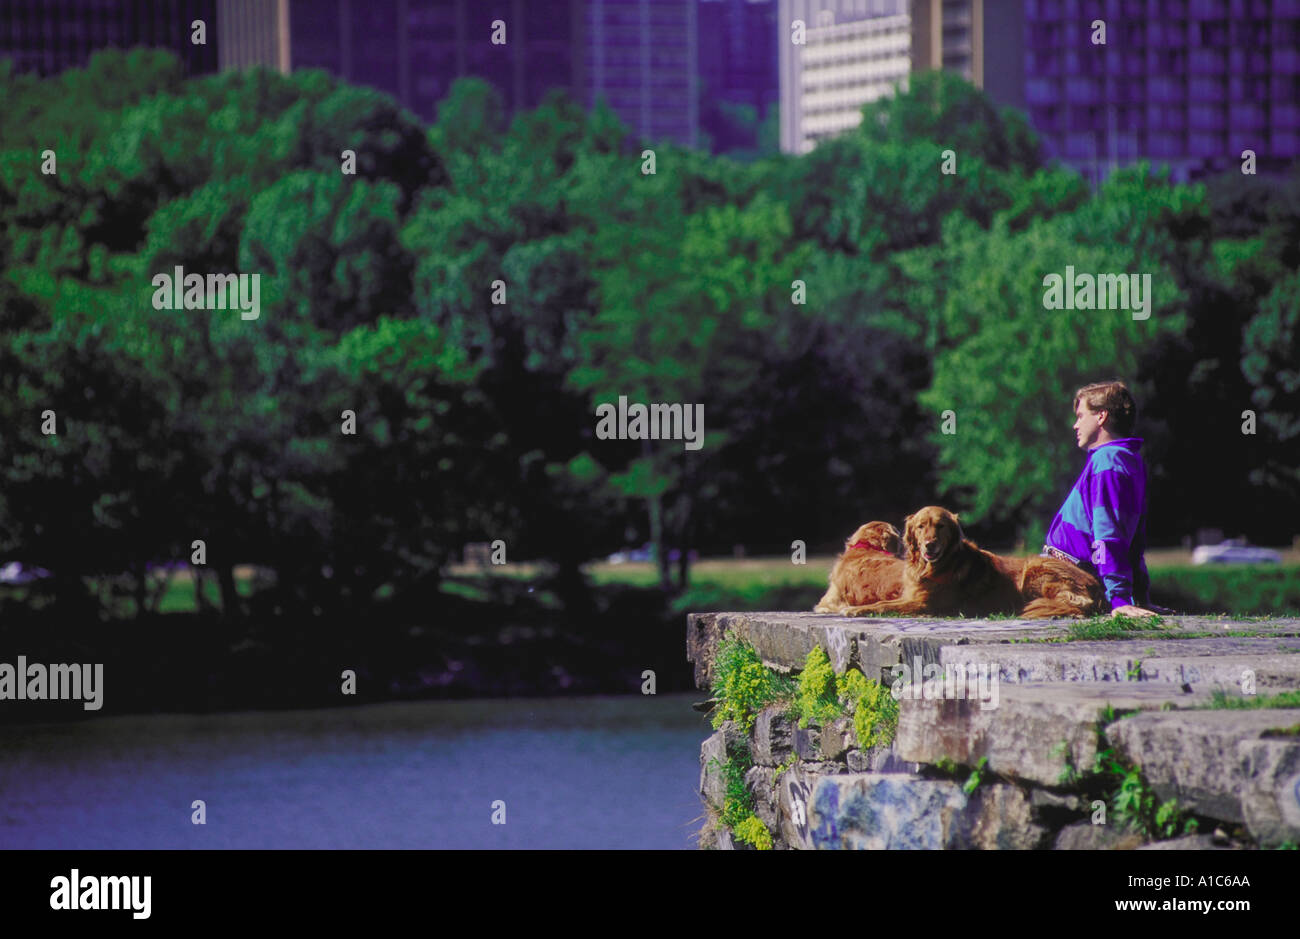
xmin=902 ymin=506 xmax=964 ymax=568
xmin=845 ymin=521 xmax=903 ymax=558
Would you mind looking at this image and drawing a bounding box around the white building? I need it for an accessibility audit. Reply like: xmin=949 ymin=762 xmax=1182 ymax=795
xmin=779 ymin=0 xmax=912 ymax=154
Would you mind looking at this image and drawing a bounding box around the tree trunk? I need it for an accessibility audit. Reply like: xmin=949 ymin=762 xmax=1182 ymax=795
xmin=218 ymin=564 xmax=242 ymax=620
xmin=644 ymin=440 xmax=672 ymax=592
xmin=193 ymin=566 xmax=213 ymax=614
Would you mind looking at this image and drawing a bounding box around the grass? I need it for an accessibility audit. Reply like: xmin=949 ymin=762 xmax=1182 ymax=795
xmin=1064 ymin=612 xmax=1167 ymax=642
xmin=1206 ymin=688 xmax=1300 ymax=710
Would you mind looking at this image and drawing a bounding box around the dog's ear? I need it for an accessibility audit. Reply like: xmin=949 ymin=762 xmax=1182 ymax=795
xmin=950 ymin=512 xmax=965 ymax=540
xmin=903 ymin=517 xmax=921 ymax=564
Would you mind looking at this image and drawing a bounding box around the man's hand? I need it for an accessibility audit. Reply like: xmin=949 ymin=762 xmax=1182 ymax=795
xmin=1112 ymin=604 xmax=1158 ymax=619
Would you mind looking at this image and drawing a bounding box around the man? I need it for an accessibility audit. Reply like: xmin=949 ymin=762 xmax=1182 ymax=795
xmin=1044 ymin=381 xmax=1158 ymax=618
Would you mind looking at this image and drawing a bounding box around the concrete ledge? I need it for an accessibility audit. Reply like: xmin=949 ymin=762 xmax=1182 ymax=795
xmin=691 ymin=611 xmax=1300 ymax=850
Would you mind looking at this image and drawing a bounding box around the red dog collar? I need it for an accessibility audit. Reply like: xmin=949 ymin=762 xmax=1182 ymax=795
xmin=849 ymin=541 xmax=897 ymax=555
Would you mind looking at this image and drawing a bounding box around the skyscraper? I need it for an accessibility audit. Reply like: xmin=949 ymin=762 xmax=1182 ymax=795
xmin=698 ymin=0 xmax=779 ymax=152
xmin=582 ymin=0 xmax=699 ymax=147
xmin=217 ymin=0 xmax=702 ymax=147
xmin=0 ymin=0 xmax=218 ymax=77
xmin=1021 ymin=0 xmax=1300 ymax=183
xmin=779 ymin=0 xmax=917 ymax=154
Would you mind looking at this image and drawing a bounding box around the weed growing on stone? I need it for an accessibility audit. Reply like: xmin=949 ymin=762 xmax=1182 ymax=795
xmin=793 ymin=646 xmax=898 ymax=747
xmin=1092 ymin=707 xmax=1195 ymax=840
xmin=933 ymin=756 xmax=958 ymax=775
xmin=794 ymin=645 xmax=840 ymax=728
xmin=1206 ymin=688 xmax=1300 ymax=710
xmin=711 ymin=633 xmax=795 ymax=734
xmin=1052 ymin=741 xmax=1079 ymax=786
xmin=843 ymin=668 xmax=899 ymax=749
xmin=710 ymin=741 xmax=773 ymax=850
xmin=1126 ymin=659 xmax=1143 ymax=681
xmin=732 ymin=814 xmax=773 ymax=850
xmin=962 ymin=756 xmax=990 ymax=795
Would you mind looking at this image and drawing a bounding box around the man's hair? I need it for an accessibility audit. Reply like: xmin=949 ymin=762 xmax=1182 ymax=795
xmin=1074 ymin=380 xmax=1137 ymax=436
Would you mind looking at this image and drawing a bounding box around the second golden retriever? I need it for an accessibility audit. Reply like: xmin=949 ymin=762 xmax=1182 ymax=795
xmin=814 ymin=521 xmax=906 ymax=614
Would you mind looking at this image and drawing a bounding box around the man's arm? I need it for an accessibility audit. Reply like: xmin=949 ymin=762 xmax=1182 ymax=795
xmin=1087 ymin=466 xmax=1142 ymax=610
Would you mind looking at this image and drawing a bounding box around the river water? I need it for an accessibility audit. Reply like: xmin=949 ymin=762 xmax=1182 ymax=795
xmin=0 ymin=693 xmax=711 ymax=849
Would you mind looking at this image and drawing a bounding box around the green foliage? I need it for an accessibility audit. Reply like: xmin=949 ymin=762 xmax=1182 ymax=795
xmin=3 ymin=47 xmax=1300 ymax=637
xmin=1053 ymin=741 xmax=1079 ymax=786
xmin=962 ymin=756 xmax=991 ymax=795
xmin=710 ymin=635 xmax=794 ymax=735
xmin=841 ymin=668 xmax=900 ymax=749
xmin=1085 ymin=704 xmax=1193 ymax=840
xmin=1151 ymin=567 xmax=1300 ymax=617
xmin=789 ymin=646 xmax=899 ymax=749
xmin=795 ymin=645 xmax=839 ymax=728
xmin=709 ymin=740 xmax=774 ymax=850
xmin=732 ymin=814 xmax=774 ymax=851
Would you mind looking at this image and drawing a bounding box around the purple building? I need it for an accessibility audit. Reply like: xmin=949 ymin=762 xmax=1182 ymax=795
xmin=0 ymin=0 xmax=218 ymax=77
xmin=220 ymin=0 xmax=703 ymax=147
xmin=1021 ymin=0 xmax=1300 ymax=183
xmin=698 ymin=0 xmax=779 ymax=153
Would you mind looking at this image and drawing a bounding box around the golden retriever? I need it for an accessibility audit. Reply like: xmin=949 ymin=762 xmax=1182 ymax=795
xmin=814 ymin=521 xmax=906 ymax=614
xmin=847 ymin=506 xmax=1104 ymax=619
xmin=997 ymin=554 xmax=1107 ymax=618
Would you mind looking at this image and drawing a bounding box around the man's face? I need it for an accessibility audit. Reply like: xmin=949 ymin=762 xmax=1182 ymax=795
xmin=1073 ymin=400 xmax=1107 ymax=450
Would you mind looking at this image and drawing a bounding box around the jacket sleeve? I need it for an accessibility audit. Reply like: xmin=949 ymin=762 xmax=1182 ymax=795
xmin=1087 ymin=464 xmax=1142 ymax=609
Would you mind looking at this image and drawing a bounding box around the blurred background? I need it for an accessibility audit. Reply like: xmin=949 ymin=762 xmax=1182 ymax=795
xmin=1 ymin=0 xmax=1298 ymax=848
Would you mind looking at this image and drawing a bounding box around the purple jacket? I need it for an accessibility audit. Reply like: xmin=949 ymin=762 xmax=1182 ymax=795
xmin=1045 ymin=437 xmax=1150 ymax=610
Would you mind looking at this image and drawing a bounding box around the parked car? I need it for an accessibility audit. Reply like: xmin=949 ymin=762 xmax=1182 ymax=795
xmin=606 ymin=543 xmax=653 ymax=564
xmin=0 ymin=562 xmax=52 ymax=584
xmin=1191 ymin=539 xmax=1283 ymax=565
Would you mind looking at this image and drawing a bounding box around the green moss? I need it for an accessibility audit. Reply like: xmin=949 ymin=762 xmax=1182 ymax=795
xmin=710 ymin=633 xmax=795 ymax=735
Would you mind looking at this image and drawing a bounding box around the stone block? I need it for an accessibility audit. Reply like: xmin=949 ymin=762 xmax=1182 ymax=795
xmin=752 ymin=706 xmax=793 ymax=766
xmin=895 ymin=683 xmax=1212 ymax=787
xmin=1109 ymin=709 xmax=1300 ymax=825
xmin=699 ymin=720 xmax=743 ymax=810
xmin=1054 ymin=821 xmax=1144 ymax=850
xmin=1239 ymin=736 xmax=1300 ymax=848
xmin=820 ymin=717 xmax=854 ymax=761
xmin=807 ymin=773 xmax=969 ymax=849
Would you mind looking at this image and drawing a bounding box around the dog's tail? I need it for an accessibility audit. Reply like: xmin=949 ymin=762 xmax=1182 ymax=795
xmin=1020 ymin=597 xmax=1094 ymax=619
